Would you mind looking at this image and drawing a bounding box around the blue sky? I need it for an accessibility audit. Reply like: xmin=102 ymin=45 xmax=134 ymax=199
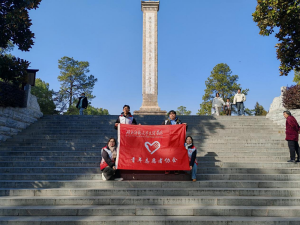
xmin=11 ymin=0 xmax=295 ymax=115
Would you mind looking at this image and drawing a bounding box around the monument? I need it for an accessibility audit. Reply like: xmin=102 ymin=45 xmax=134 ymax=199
xmin=134 ymin=1 xmax=166 ymax=115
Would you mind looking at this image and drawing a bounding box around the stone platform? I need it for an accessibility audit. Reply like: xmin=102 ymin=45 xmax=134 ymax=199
xmin=1 ymin=115 xmax=299 ymax=224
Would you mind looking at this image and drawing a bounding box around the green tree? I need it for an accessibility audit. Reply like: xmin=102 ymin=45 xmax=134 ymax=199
xmin=176 ymin=106 xmax=191 ymax=115
xmin=197 ymin=63 xmax=249 ymax=115
xmin=0 ymin=0 xmax=41 ymax=83
xmin=253 ymin=102 xmax=267 ymax=116
xmin=253 ymin=0 xmax=300 ymax=76
xmin=0 ymin=41 xmax=14 ymax=58
xmin=56 ymin=56 xmax=98 ymax=112
xmin=294 ymin=70 xmax=300 ymax=84
xmin=31 ymin=78 xmax=57 ymax=115
xmin=64 ymin=104 xmax=109 ymax=115
xmin=0 ymin=0 xmax=41 ymax=51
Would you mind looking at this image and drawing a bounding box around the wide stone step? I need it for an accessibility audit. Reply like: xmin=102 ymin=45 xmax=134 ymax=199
xmin=0 ymin=151 xmax=289 ymax=157
xmin=1 ymin=173 xmax=299 ymax=181
xmin=2 ymin=196 xmax=300 ymax=206
xmin=2 ymin=180 xmax=300 ymax=189
xmin=0 ymin=146 xmax=287 ymax=151
xmin=2 ymin=205 xmax=300 ymax=217
xmin=199 ymin=167 xmax=300 ymax=174
xmin=0 ymin=151 xmax=101 ymax=156
xmin=8 ymin=134 xmax=285 ymax=139
xmin=2 ymin=215 xmax=300 ymax=224
xmin=0 ymin=156 xmax=291 ymax=162
xmin=3 ymin=187 xmax=300 ymax=197
xmin=0 ymin=161 xmax=298 ymax=168
xmin=0 ymin=167 xmax=100 ymax=173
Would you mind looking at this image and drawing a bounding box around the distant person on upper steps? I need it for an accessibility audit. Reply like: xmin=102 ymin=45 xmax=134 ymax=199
xmin=100 ymin=138 xmax=123 ymax=181
xmin=224 ymin=98 xmax=232 ymax=116
xmin=76 ymin=93 xmax=88 ymax=115
xmin=233 ymin=89 xmax=246 ymax=116
xmin=283 ymin=111 xmax=300 ymax=163
xmin=212 ymin=93 xmax=225 ymax=116
xmin=162 ymin=110 xmax=187 ymax=175
xmin=185 ymin=136 xmax=198 ymax=182
xmin=114 ymin=105 xmax=139 ymax=130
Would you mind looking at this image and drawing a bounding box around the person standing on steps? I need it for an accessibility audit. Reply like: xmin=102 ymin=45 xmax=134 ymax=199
xmin=224 ymin=98 xmax=232 ymax=116
xmin=100 ymin=138 xmax=123 ymax=181
xmin=76 ymin=93 xmax=88 ymax=115
xmin=162 ymin=110 xmax=187 ymax=175
xmin=283 ymin=111 xmax=300 ymax=163
xmin=114 ymin=105 xmax=138 ymax=130
xmin=212 ymin=93 xmax=225 ymax=116
xmin=233 ymin=89 xmax=246 ymax=116
xmin=185 ymin=136 xmax=198 ymax=182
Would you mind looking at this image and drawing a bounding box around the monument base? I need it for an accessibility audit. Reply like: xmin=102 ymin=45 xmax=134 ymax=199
xmin=134 ymin=107 xmax=167 ymax=115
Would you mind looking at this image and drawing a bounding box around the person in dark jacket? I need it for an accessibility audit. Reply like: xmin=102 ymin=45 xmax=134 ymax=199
xmin=185 ymin=136 xmax=197 ymax=182
xmin=100 ymin=138 xmax=123 ymax=181
xmin=76 ymin=93 xmax=88 ymax=115
xmin=283 ymin=111 xmax=300 ymax=163
xmin=162 ymin=110 xmax=187 ymax=174
xmin=114 ymin=105 xmax=138 ymax=130
xmin=162 ymin=110 xmax=188 ymax=129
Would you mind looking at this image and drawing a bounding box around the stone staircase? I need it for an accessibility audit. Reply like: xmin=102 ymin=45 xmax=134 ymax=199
xmin=1 ymin=115 xmax=300 ymax=224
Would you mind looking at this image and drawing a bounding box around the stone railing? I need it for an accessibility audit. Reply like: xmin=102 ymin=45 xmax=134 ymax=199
xmin=0 ymin=91 xmax=43 ymax=142
xmin=266 ymin=86 xmax=300 ymax=127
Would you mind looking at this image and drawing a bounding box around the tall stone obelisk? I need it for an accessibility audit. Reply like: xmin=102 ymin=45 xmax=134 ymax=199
xmin=134 ymin=1 xmax=166 ymax=115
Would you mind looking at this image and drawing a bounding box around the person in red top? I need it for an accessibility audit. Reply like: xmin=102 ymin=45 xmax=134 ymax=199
xmin=283 ymin=111 xmax=300 ymax=163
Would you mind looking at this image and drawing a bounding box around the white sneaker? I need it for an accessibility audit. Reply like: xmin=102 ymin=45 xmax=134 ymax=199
xmin=114 ymin=178 xmax=123 ymax=181
xmin=101 ymin=173 xmax=107 ymax=181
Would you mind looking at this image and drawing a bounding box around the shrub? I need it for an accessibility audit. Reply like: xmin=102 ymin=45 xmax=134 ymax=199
xmin=282 ymin=85 xmax=300 ymax=109
xmin=0 ymin=81 xmax=26 ymax=107
xmin=0 ymin=55 xmax=29 ymax=86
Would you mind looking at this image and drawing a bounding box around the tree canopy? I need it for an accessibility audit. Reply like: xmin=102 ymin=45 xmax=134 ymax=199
xmin=253 ymin=102 xmax=268 ymax=116
xmin=56 ymin=56 xmax=97 ymax=112
xmin=253 ymin=0 xmax=300 ymax=76
xmin=197 ymin=63 xmax=249 ymax=115
xmin=31 ymin=78 xmax=57 ymax=115
xmin=294 ymin=70 xmax=300 ymax=84
xmin=0 ymin=0 xmax=41 ymax=51
xmin=176 ymin=106 xmax=191 ymax=115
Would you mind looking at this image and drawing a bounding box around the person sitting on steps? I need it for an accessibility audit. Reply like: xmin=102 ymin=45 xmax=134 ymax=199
xmin=114 ymin=105 xmax=138 ymax=130
xmin=162 ymin=110 xmax=187 ymax=175
xmin=185 ymin=136 xmax=198 ymax=182
xmin=100 ymin=138 xmax=123 ymax=181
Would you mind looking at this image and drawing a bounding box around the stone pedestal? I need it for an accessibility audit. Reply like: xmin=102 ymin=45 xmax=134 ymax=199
xmin=266 ymin=86 xmax=300 ymax=127
xmin=134 ymin=1 xmax=166 ymax=115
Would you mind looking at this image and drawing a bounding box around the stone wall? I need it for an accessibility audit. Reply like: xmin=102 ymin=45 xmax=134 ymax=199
xmin=0 ymin=91 xmax=43 ymax=142
xmin=266 ymin=86 xmax=300 ymax=127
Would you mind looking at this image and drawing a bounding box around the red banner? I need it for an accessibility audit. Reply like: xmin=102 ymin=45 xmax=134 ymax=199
xmin=116 ymin=124 xmax=190 ymax=170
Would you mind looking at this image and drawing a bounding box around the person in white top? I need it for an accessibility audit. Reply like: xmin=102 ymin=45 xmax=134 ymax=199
xmin=233 ymin=89 xmax=246 ymax=116
xmin=212 ymin=93 xmax=225 ymax=116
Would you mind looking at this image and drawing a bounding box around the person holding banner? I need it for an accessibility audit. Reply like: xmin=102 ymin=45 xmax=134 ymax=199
xmin=185 ymin=136 xmax=198 ymax=182
xmin=114 ymin=105 xmax=138 ymax=130
xmin=162 ymin=110 xmax=187 ymax=174
xmin=100 ymin=138 xmax=123 ymax=181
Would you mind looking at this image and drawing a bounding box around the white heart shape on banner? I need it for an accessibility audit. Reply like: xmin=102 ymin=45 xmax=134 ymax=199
xmin=145 ymin=141 xmax=161 ymax=155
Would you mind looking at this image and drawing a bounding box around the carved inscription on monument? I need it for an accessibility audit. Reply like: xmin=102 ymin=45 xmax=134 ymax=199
xmin=145 ymin=12 xmax=155 ymax=94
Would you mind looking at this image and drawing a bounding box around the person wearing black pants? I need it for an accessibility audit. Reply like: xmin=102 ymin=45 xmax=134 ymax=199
xmin=283 ymin=111 xmax=300 ymax=163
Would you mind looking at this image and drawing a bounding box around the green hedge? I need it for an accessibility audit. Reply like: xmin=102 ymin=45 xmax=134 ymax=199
xmin=0 ymin=82 xmax=26 ymax=107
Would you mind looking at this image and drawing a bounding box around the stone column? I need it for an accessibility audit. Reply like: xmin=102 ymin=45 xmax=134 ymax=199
xmin=134 ymin=1 xmax=166 ymax=115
